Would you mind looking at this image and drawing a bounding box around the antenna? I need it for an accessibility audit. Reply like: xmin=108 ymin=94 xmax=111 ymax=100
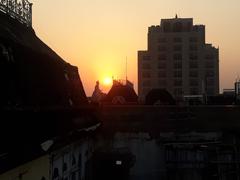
xmin=126 ymin=56 xmax=128 ymax=81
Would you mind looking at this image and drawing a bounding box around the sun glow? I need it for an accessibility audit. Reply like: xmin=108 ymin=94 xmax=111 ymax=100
xmin=103 ymin=77 xmax=113 ymax=86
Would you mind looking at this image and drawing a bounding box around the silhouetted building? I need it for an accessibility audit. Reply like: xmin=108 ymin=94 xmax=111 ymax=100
xmin=0 ymin=1 xmax=87 ymax=108
xmin=91 ymin=81 xmax=107 ymax=104
xmin=235 ymin=81 xmax=240 ymax=103
xmin=138 ymin=16 xmax=219 ymax=102
xmin=102 ymin=80 xmax=138 ymax=105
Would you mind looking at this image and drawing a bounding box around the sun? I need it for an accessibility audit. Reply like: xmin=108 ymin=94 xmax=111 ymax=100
xmin=103 ymin=77 xmax=112 ymax=86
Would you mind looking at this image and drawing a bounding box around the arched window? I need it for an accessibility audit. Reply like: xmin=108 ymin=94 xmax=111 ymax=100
xmin=63 ymin=162 xmax=68 ymax=172
xmin=53 ymin=168 xmax=59 ymax=179
xmin=72 ymin=155 xmax=76 ymax=165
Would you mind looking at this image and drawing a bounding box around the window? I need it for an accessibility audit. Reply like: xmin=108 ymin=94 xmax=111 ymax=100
xmin=206 ymin=88 xmax=215 ymax=95
xmin=69 ymin=98 xmax=73 ymax=106
xmin=173 ymin=45 xmax=182 ymax=51
xmin=189 ymin=45 xmax=198 ymax=51
xmin=173 ymin=22 xmax=183 ymax=32
xmin=206 ymin=70 xmax=214 ymax=77
xmin=189 ymin=53 xmax=198 ymax=60
xmin=173 ymin=37 xmax=182 ymax=42
xmin=158 ymin=38 xmax=166 ymax=43
xmin=158 ymin=54 xmax=166 ymax=61
xmin=174 ymin=62 xmax=182 ymax=69
xmin=205 ymin=54 xmax=214 ymax=60
xmin=190 ymin=79 xmax=198 ymax=86
xmin=158 ymin=71 xmax=166 ymax=77
xmin=187 ymin=22 xmax=192 ymax=31
xmin=174 ymin=79 xmax=182 ymax=86
xmin=158 ymin=63 xmax=166 ymax=69
xmin=163 ymin=22 xmax=171 ymax=32
xmin=174 ymin=88 xmax=183 ymax=95
xmin=190 ymin=88 xmax=199 ymax=95
xmin=205 ymin=61 xmax=214 ymax=68
xmin=143 ymin=80 xmax=151 ymax=87
xmin=174 ymin=71 xmax=182 ymax=78
xmin=71 ymin=172 xmax=76 ymax=180
xmin=78 ymin=153 xmax=82 ymax=175
xmin=206 ymin=78 xmax=214 ymax=86
xmin=189 ymin=71 xmax=198 ymax=77
xmin=53 ymin=168 xmax=59 ymax=179
xmin=159 ymin=80 xmax=167 ymax=86
xmin=143 ymin=88 xmax=151 ymax=95
xmin=173 ymin=53 xmax=182 ymax=60
xmin=63 ymin=162 xmax=68 ymax=172
xmin=142 ymin=71 xmax=151 ymax=78
xmin=158 ymin=46 xmax=166 ymax=51
xmin=72 ymin=155 xmax=76 ymax=165
xmin=189 ymin=61 xmax=198 ymax=68
xmin=142 ymin=63 xmax=151 ymax=69
xmin=189 ymin=37 xmax=198 ymax=42
xmin=143 ymin=55 xmax=151 ymax=61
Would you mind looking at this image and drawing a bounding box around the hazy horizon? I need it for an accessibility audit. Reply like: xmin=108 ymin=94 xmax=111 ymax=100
xmin=31 ymin=0 xmax=240 ymax=96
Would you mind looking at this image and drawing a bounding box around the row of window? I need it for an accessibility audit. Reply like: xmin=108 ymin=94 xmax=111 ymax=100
xmin=158 ymin=37 xmax=198 ymax=43
xmin=162 ymin=21 xmax=193 ymax=32
xmin=158 ymin=45 xmax=198 ymax=52
xmin=143 ymin=54 xmax=216 ymax=61
xmin=142 ymin=79 xmax=215 ymax=87
xmin=142 ymin=70 xmax=214 ymax=78
xmin=165 ymin=149 xmax=205 ymax=162
xmin=143 ymin=53 xmax=214 ymax=62
xmin=158 ymin=54 xmax=197 ymax=60
xmin=142 ymin=61 xmax=215 ymax=69
xmin=141 ymin=88 xmax=215 ymax=96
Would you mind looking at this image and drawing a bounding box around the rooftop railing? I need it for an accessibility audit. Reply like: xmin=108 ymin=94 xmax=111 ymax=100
xmin=0 ymin=0 xmax=32 ymax=27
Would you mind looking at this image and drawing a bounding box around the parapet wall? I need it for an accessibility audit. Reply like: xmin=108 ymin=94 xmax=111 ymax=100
xmin=0 ymin=0 xmax=32 ymax=27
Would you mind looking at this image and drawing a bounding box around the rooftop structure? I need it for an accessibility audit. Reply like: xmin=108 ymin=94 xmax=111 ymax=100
xmin=102 ymin=79 xmax=138 ymax=105
xmin=0 ymin=0 xmax=32 ymax=27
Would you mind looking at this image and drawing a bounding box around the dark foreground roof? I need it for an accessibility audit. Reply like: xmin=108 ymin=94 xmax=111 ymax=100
xmin=0 ymin=11 xmax=88 ymax=108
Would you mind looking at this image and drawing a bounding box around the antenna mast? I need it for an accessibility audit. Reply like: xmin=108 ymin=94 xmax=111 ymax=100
xmin=126 ymin=56 xmax=128 ymax=81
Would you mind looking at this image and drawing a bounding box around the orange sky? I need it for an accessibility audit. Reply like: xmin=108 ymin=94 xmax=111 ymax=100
xmin=31 ymin=0 xmax=240 ymax=96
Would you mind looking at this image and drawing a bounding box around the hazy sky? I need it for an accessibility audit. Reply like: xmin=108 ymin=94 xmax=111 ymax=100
xmin=31 ymin=0 xmax=240 ymax=96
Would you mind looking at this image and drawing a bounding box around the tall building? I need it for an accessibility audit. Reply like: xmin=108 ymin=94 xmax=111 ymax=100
xmin=138 ymin=16 xmax=219 ymax=101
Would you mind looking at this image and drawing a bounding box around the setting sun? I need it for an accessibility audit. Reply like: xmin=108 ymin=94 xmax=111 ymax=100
xmin=103 ymin=77 xmax=112 ymax=86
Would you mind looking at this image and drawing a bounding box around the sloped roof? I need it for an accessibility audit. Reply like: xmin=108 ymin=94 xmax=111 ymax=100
xmin=0 ymin=12 xmax=88 ymax=108
xmin=103 ymin=81 xmax=138 ymax=104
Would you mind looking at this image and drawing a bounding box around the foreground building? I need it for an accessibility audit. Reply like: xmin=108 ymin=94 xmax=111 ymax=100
xmin=0 ymin=1 xmax=100 ymax=180
xmin=138 ymin=16 xmax=219 ymax=101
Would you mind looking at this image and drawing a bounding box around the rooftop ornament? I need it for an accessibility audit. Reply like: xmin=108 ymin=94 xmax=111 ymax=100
xmin=0 ymin=0 xmax=32 ymax=27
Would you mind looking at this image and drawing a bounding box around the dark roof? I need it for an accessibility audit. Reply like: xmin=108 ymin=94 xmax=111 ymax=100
xmin=145 ymin=89 xmax=176 ymax=105
xmin=102 ymin=82 xmax=138 ymax=104
xmin=0 ymin=11 xmax=88 ymax=108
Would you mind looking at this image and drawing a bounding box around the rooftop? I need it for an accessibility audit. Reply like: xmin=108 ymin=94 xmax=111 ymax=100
xmin=0 ymin=0 xmax=32 ymax=27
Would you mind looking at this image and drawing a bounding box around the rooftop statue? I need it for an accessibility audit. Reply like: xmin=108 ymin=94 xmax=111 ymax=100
xmin=0 ymin=0 xmax=32 ymax=27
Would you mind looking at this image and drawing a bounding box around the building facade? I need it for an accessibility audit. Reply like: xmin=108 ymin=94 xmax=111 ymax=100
xmin=138 ymin=16 xmax=219 ymax=101
xmin=0 ymin=156 xmax=50 ymax=180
